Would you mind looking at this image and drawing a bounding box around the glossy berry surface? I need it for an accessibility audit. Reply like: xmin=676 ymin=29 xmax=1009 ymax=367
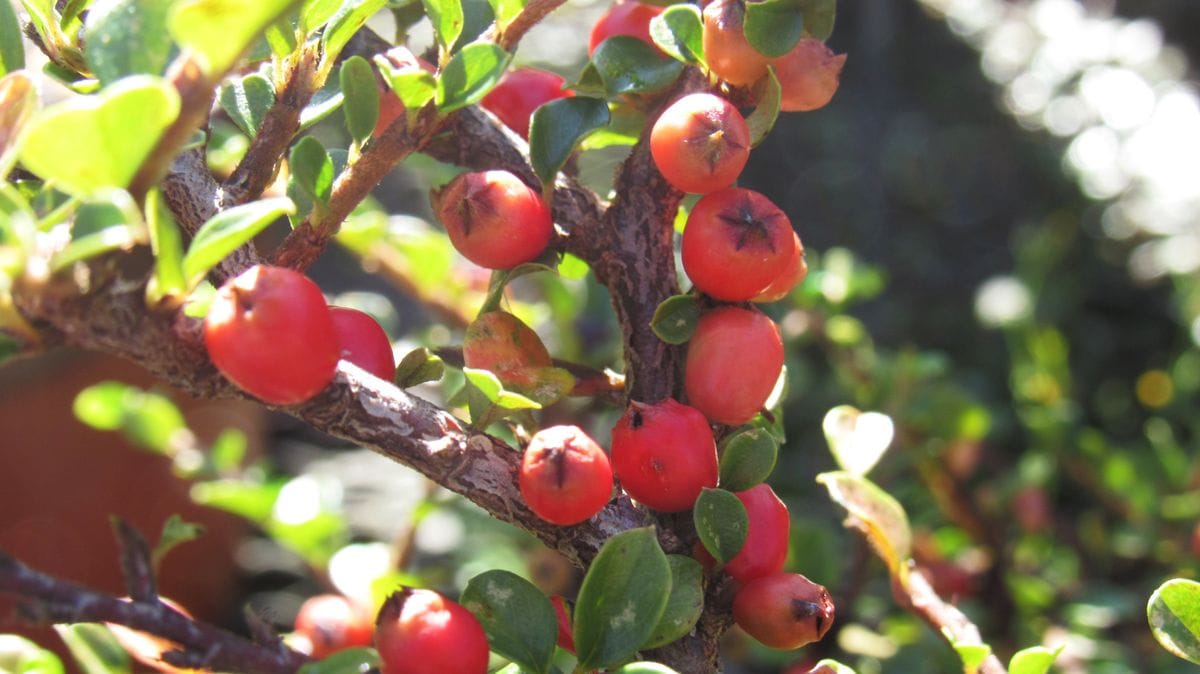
xmin=733 ymin=573 xmax=834 ymax=649
xmin=773 ymin=37 xmax=847 ymax=112
xmin=481 ymin=68 xmax=573 ymax=139
xmin=204 ymin=265 xmax=338 ymax=405
xmin=650 ymin=93 xmax=750 ymax=194
xmin=724 ymin=484 xmax=790 ymax=583
xmin=610 ymin=398 xmax=718 ymax=512
xmin=752 ymin=230 xmax=807 ymax=303
xmin=550 ymin=596 xmax=576 ymax=653
xmin=329 ymin=307 xmax=395 ymax=381
xmin=702 ymin=0 xmax=770 ymax=85
xmin=685 ymin=306 xmax=783 ymax=425
xmin=519 ymin=425 xmax=613 ymax=525
xmin=294 ymin=594 xmax=374 ymax=659
xmin=374 ymin=589 xmax=489 ymax=674
xmin=588 ymin=1 xmax=665 ymax=56
xmin=433 ymin=170 xmax=553 ymax=270
xmin=681 ymin=187 xmax=795 ymax=301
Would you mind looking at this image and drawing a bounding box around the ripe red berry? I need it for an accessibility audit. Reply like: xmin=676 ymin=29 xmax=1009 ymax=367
xmin=329 ymin=307 xmax=395 ymax=381
xmin=610 ymin=398 xmax=719 ymax=512
xmin=681 ymin=187 xmax=795 ymax=301
xmin=294 ymin=594 xmax=374 ymax=659
xmin=752 ymin=230 xmax=807 ymax=303
xmin=432 ymin=170 xmax=553 ymax=270
xmin=204 ymin=265 xmax=338 ymax=405
xmin=374 ymin=588 xmax=489 ymax=674
xmin=588 ymin=1 xmax=665 ymax=56
xmin=685 ymin=306 xmax=784 ymax=425
xmin=549 ymin=596 xmax=576 ymax=653
xmin=724 ymin=484 xmax=790 ymax=584
xmin=733 ymin=573 xmax=834 ymax=650
xmin=481 ymin=68 xmax=573 ymax=139
xmin=519 ymin=425 xmax=613 ymax=525
xmin=650 ymin=93 xmax=750 ymax=195
xmin=773 ymin=37 xmax=847 ymax=112
xmin=702 ymin=0 xmax=770 ymax=86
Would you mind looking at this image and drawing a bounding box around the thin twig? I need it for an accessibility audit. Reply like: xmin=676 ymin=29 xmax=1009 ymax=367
xmin=111 ymin=518 xmax=156 ymax=603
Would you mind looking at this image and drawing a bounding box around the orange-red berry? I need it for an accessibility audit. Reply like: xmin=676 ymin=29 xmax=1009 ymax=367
xmin=610 ymin=398 xmax=718 ymax=512
xmin=650 ymin=93 xmax=750 ymax=195
xmin=432 ymin=170 xmax=553 ymax=270
xmin=733 ymin=573 xmax=834 ymax=649
xmin=685 ymin=306 xmax=784 ymax=425
xmin=519 ymin=425 xmax=613 ymax=525
xmin=374 ymin=589 xmax=489 ymax=674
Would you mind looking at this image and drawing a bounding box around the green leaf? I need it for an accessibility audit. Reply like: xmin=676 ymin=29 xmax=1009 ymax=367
xmin=0 ymin=634 xmax=66 ymax=674
xmin=744 ymin=0 xmax=803 ymax=58
xmin=180 ymin=197 xmax=295 ymax=289
xmin=642 ymin=555 xmax=703 ymax=649
xmin=487 ymin=0 xmax=524 ymax=33
xmin=800 ymin=0 xmax=835 ymax=40
xmin=693 ymin=487 xmax=748 ymax=564
xmin=301 ymin=0 xmax=341 ymax=33
xmin=340 ymin=56 xmax=379 ymax=146
xmin=0 ymin=72 xmax=38 ymax=178
xmin=153 ymin=514 xmax=205 ymax=567
xmin=650 ymin=294 xmax=700 ymax=345
xmin=1149 ymin=578 xmax=1200 ymax=664
xmin=53 ymin=624 xmax=130 ymax=674
xmin=296 ymin=648 xmax=380 ymax=674
xmin=0 ymin=0 xmax=25 ymax=76
xmin=50 ymin=191 xmax=145 ymax=272
xmin=610 ymin=665 xmax=680 ymax=674
xmin=289 ymin=136 xmax=334 ymax=212
xmin=461 ymin=367 xmax=541 ymax=427
xmin=1008 ymin=645 xmax=1063 ymax=674
xmin=18 ymin=76 xmax=180 ymax=196
xmin=374 ymin=54 xmax=437 ymax=116
xmin=60 ymin=0 xmax=92 ymax=29
xmin=574 ymin=528 xmax=671 ymax=671
xmin=479 ymin=262 xmax=557 ymax=314
xmin=170 ymin=0 xmax=302 ymax=76
xmin=746 ymin=67 xmax=780 ymax=147
xmin=423 ymin=0 xmax=464 ymax=51
xmin=436 ymin=42 xmax=509 ymax=115
xmin=817 ymin=471 xmax=912 ymax=575
xmin=191 ymin=479 xmax=281 ymax=522
xmin=210 ymin=428 xmax=248 ymax=472
xmin=648 ymin=5 xmax=704 ymax=66
xmin=718 ymin=427 xmax=778 ymax=491
xmin=822 ymin=405 xmax=894 ymax=477
xmin=952 ymin=641 xmax=992 ymax=672
xmin=461 ymin=570 xmax=557 ymax=673
xmin=18 ymin=1 xmax=66 ymax=58
xmin=72 ymin=380 xmax=187 ymax=453
xmin=529 ymin=96 xmax=609 ymax=187
xmin=84 ymin=0 xmax=176 ymax=85
xmin=394 ymin=347 xmax=445 ymax=388
xmin=590 ymin=36 xmax=683 ymax=97
xmin=322 ymin=0 xmax=388 ymax=63
xmin=145 ymin=188 xmax=186 ymax=301
xmin=218 ymin=73 xmax=276 ymax=138
xmin=299 ymin=77 xmax=345 ymax=130
xmin=264 ymin=18 xmax=298 ymax=58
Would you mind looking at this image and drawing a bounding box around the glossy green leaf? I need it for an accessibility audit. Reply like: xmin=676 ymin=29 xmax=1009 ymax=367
xmin=170 ymin=0 xmax=301 ymax=76
xmin=650 ymin=293 xmax=700 ymax=345
xmin=529 ymin=96 xmax=609 ymax=187
xmin=800 ymin=0 xmax=835 ymax=40
xmin=374 ymin=54 xmax=437 ymax=117
xmin=145 ymin=188 xmax=186 ymax=301
xmin=719 ymin=427 xmax=778 ymax=491
xmin=263 ymin=18 xmax=298 ymax=58
xmin=744 ymin=0 xmax=803 ymax=58
xmin=53 ymin=624 xmax=130 ymax=674
xmin=301 ymin=0 xmax=341 ymax=32
xmin=84 ymin=0 xmax=176 ymax=85
xmin=323 ymin=0 xmax=388 ymax=62
xmin=823 ymin=405 xmax=894 ymax=477
xmin=0 ymin=0 xmax=25 ymax=76
xmin=649 ymin=4 xmax=704 ymax=66
xmin=642 ymin=555 xmax=703 ymax=649
xmin=60 ymin=0 xmax=92 ymax=28
xmin=19 ymin=76 xmax=180 ymax=196
xmin=952 ymin=641 xmax=992 ymax=671
xmin=462 ymin=367 xmax=541 ymax=427
xmin=1149 ymin=578 xmax=1200 ymax=664
xmin=180 ymin=197 xmax=294 ymax=289
xmin=817 ymin=471 xmax=912 ymax=575
xmin=394 ymin=347 xmax=445 ymax=388
xmin=462 ymin=570 xmax=557 ymax=673
xmin=610 ymin=665 xmax=679 ymax=674
xmin=693 ymin=487 xmax=748 ymax=564
xmin=50 ymin=193 xmax=144 ymax=272
xmin=574 ymin=528 xmax=671 ymax=671
xmin=340 ymin=56 xmax=379 ymax=146
xmin=0 ymin=72 xmax=37 ymax=178
xmin=299 ymin=77 xmax=345 ymax=130
xmin=746 ymin=67 xmax=780 ymax=147
xmin=1008 ymin=645 xmax=1063 ymax=674
xmin=153 ymin=514 xmax=205 ymax=567
xmin=289 ymin=136 xmax=334 ymax=211
xmin=0 ymin=634 xmax=66 ymax=674
xmin=436 ymin=42 xmax=509 ymax=114
xmin=423 ymin=0 xmax=464 ymax=51
xmin=296 ymin=648 xmax=380 ymax=674
xmin=590 ymin=36 xmax=682 ymax=97
xmin=218 ymin=73 xmax=276 ymax=138
xmin=487 ymin=0 xmax=524 ymax=33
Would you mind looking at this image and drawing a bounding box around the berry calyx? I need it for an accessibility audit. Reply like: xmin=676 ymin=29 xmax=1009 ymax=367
xmin=374 ymin=588 xmax=490 ymax=674
xmin=550 ymin=596 xmax=576 ymax=653
xmin=724 ymin=484 xmax=790 ymax=584
xmin=519 ymin=425 xmax=613 ymax=525
xmin=773 ymin=37 xmax=847 ymax=113
xmin=294 ymin=594 xmax=374 ymax=659
xmin=685 ymin=306 xmax=783 ymax=425
xmin=650 ymin=93 xmax=750 ymax=195
xmin=702 ymin=0 xmax=770 ymax=86
xmin=681 ymin=187 xmax=795 ymax=301
xmin=329 ymin=307 xmax=395 ymax=381
xmin=610 ymin=398 xmax=719 ymax=512
xmin=588 ymin=1 xmax=665 ymax=56
xmin=204 ymin=265 xmax=338 ymax=405
xmin=481 ymin=68 xmax=573 ymax=139
xmin=752 ymin=230 xmax=807 ymax=303
xmin=733 ymin=573 xmax=835 ymax=649
xmin=432 ymin=170 xmax=553 ymax=270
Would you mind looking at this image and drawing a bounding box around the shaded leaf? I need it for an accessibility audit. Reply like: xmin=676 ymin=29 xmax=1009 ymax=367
xmin=529 ymin=96 xmax=609 ymax=187
xmin=340 ymin=56 xmax=379 ymax=146
xmin=153 ymin=515 xmax=205 ymax=568
xmin=800 ymin=0 xmax=835 ymax=40
xmin=296 ymin=648 xmax=380 ymax=674
xmin=746 ymin=67 xmax=780 ymax=147
xmin=461 ymin=570 xmax=557 ymax=673
xmin=218 ymin=73 xmax=276 ymax=138
xmin=436 ymin=42 xmax=509 ymax=115
xmin=743 ymin=0 xmax=803 ymax=58
xmin=289 ymin=136 xmax=334 ymax=212
xmin=642 ymin=555 xmax=703 ymax=649
xmin=394 ymin=347 xmax=445 ymax=388
xmin=693 ymin=487 xmax=748 ymax=564
xmin=650 ymin=294 xmax=700 ymax=345
xmin=84 ymin=0 xmax=176 ymax=85
xmin=718 ymin=427 xmax=778 ymax=491
xmin=0 ymin=0 xmax=26 ymax=76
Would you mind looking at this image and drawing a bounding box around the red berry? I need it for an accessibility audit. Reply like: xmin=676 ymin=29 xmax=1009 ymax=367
xmin=589 ymin=1 xmax=665 ymax=56
xmin=432 ymin=170 xmax=553 ymax=270
xmin=685 ymin=306 xmax=783 ymax=425
xmin=374 ymin=589 xmax=489 ymax=674
xmin=724 ymin=484 xmax=790 ymax=584
xmin=752 ymin=230 xmax=807 ymax=303
xmin=294 ymin=594 xmax=374 ymax=659
xmin=519 ymin=425 xmax=613 ymax=525
xmin=549 ymin=596 xmax=575 ymax=653
xmin=733 ymin=573 xmax=834 ymax=649
xmin=650 ymin=93 xmax=750 ymax=195
xmin=481 ymin=68 xmax=573 ymax=139
xmin=610 ymin=398 xmax=718 ymax=512
xmin=204 ymin=265 xmax=338 ymax=405
xmin=329 ymin=307 xmax=395 ymax=381
xmin=773 ymin=37 xmax=847 ymax=112
xmin=702 ymin=0 xmax=770 ymax=85
xmin=681 ymin=187 xmax=795 ymax=301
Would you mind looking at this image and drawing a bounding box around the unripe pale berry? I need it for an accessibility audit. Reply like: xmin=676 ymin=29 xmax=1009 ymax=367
xmin=681 ymin=187 xmax=795 ymax=301
xmin=432 ymin=170 xmax=553 ymax=270
xmin=610 ymin=398 xmax=718 ymax=512
xmin=329 ymin=307 xmax=395 ymax=381
xmin=685 ymin=306 xmax=784 ymax=425
xmin=733 ymin=572 xmax=834 ymax=649
xmin=702 ymin=0 xmax=770 ymax=85
xmin=773 ymin=37 xmax=847 ymax=112
xmin=294 ymin=594 xmax=374 ymax=659
xmin=650 ymin=93 xmax=750 ymax=195
xmin=374 ymin=588 xmax=489 ymax=674
xmin=724 ymin=484 xmax=790 ymax=583
xmin=519 ymin=425 xmax=613 ymax=525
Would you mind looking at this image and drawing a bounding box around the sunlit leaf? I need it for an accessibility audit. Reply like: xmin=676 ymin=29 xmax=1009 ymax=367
xmin=649 ymin=4 xmax=704 ymax=66
xmin=693 ymin=487 xmax=748 ymax=564
xmin=461 ymin=570 xmax=556 ymax=673
xmin=180 ymin=197 xmax=294 ymax=289
xmin=84 ymin=0 xmax=176 ymax=85
xmin=529 ymin=96 xmax=609 ymax=187
xmin=822 ymin=405 xmax=894 ymax=477
xmin=218 ymin=73 xmax=276 ymax=138
xmin=1149 ymin=578 xmax=1200 ymax=664
xmin=340 ymin=56 xmax=379 ymax=146
xmin=170 ymin=0 xmax=301 ymax=76
xmin=817 ymin=471 xmax=912 ymax=575
xmin=436 ymin=42 xmax=509 ymax=115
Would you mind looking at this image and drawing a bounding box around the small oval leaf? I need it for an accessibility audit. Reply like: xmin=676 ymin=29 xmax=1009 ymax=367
xmin=1008 ymin=645 xmax=1063 ymax=674
xmin=649 ymin=5 xmax=704 ymax=66
xmin=693 ymin=487 xmax=748 ymax=564
xmin=744 ymin=0 xmax=803 ymax=58
xmin=296 ymin=647 xmax=381 ymax=674
xmin=218 ymin=73 xmax=276 ymax=138
xmin=394 ymin=347 xmax=445 ymax=388
xmin=340 ymin=56 xmax=379 ymax=146
xmin=529 ymin=96 xmax=610 ymax=187
xmin=822 ymin=405 xmax=894 ymax=477
xmin=642 ymin=555 xmax=704 ymax=649
xmin=590 ymin=36 xmax=683 ymax=97
xmin=290 ymin=136 xmax=334 ymax=208
xmin=85 ymin=0 xmax=176 ymax=85
xmin=181 ymin=197 xmax=295 ymax=289
xmin=0 ymin=0 xmax=23 ymax=76
xmin=461 ymin=570 xmax=557 ymax=673
xmin=423 ymin=0 xmax=464 ymax=51
xmin=1149 ymin=578 xmax=1200 ymax=664
xmin=145 ymin=188 xmax=186 ymax=301
xmin=800 ymin=0 xmax=835 ymax=41
xmin=718 ymin=427 xmax=778 ymax=491
xmin=436 ymin=42 xmax=510 ymax=114
xmin=650 ymin=294 xmax=700 ymax=345
xmin=170 ymin=0 xmax=298 ymax=75
xmin=322 ymin=0 xmax=389 ymax=62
